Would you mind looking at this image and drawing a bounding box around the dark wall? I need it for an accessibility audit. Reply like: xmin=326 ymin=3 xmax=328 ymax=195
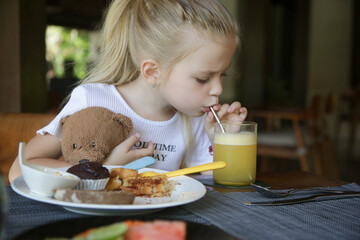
xmin=0 ymin=0 xmax=47 ymax=113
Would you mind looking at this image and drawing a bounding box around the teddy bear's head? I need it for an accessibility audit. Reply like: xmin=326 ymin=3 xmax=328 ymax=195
xmin=61 ymin=107 xmax=133 ymax=165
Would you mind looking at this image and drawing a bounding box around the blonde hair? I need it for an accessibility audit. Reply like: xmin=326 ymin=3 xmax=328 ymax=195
xmin=82 ymin=0 xmax=239 ymax=85
xmin=81 ymin=0 xmax=239 ymax=154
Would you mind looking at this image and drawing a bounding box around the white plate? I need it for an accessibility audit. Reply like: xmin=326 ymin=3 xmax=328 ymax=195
xmin=11 ymin=167 xmax=206 ymax=216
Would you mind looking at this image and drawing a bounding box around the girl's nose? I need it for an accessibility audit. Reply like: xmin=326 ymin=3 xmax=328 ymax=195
xmin=209 ymin=78 xmax=223 ymax=96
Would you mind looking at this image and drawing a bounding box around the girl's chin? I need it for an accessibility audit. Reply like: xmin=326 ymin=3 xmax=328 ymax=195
xmin=177 ymin=109 xmax=205 ymax=117
xmin=191 ymin=110 xmax=207 ymax=117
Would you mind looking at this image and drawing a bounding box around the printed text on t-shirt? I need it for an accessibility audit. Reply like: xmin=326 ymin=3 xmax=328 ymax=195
xmin=134 ymin=141 xmax=176 ymax=161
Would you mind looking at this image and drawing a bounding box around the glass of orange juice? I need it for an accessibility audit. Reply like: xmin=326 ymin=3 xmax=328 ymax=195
xmin=213 ymin=121 xmax=257 ymax=186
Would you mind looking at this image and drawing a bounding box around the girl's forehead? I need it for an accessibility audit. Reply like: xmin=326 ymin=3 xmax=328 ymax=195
xmin=158 ymin=27 xmax=237 ymax=74
xmin=181 ymin=26 xmax=237 ymax=50
xmin=186 ymin=34 xmax=237 ymax=57
xmin=180 ymin=36 xmax=237 ymax=71
xmin=180 ymin=33 xmax=236 ymax=61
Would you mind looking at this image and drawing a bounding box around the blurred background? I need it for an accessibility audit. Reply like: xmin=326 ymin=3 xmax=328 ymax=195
xmin=0 ymin=0 xmax=359 ymax=184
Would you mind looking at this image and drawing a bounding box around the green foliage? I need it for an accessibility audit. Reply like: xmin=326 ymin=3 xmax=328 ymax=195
xmin=46 ymin=26 xmax=90 ymax=79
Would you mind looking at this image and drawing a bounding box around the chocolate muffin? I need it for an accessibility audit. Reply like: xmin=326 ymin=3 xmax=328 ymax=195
xmin=67 ymin=159 xmax=110 ymax=190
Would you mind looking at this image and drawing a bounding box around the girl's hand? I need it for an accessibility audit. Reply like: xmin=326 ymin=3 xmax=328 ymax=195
xmin=205 ymin=102 xmax=248 ymax=142
xmin=104 ymin=133 xmax=154 ymax=165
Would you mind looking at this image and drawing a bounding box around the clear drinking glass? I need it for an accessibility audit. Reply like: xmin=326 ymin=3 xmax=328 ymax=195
xmin=213 ymin=121 xmax=257 ymax=186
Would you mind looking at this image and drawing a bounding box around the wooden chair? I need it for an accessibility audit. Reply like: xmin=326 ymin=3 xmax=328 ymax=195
xmin=335 ymin=89 xmax=360 ymax=161
xmin=248 ymin=107 xmax=311 ymax=172
xmin=249 ymin=94 xmax=339 ymax=178
xmin=0 ymin=112 xmax=56 ymax=184
xmin=318 ymin=93 xmax=339 ymax=179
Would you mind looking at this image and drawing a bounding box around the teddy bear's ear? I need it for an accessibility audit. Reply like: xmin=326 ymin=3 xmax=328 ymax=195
xmin=61 ymin=115 xmax=70 ymax=126
xmin=113 ymin=113 xmax=134 ymax=133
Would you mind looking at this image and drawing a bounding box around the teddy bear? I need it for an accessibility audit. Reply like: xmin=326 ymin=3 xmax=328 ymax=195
xmin=61 ymin=107 xmax=133 ymax=165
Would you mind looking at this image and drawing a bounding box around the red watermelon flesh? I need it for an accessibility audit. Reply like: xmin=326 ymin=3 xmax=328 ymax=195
xmin=124 ymin=220 xmax=186 ymax=240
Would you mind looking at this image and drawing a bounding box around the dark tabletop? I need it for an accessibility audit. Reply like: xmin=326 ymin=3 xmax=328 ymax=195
xmin=3 ymin=172 xmax=360 ymax=240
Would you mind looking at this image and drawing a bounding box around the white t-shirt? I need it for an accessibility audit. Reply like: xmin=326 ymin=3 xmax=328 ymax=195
xmin=38 ymin=83 xmax=213 ymax=171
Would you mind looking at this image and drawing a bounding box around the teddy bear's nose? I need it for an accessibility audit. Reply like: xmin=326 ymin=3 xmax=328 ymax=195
xmin=79 ymin=159 xmax=90 ymax=164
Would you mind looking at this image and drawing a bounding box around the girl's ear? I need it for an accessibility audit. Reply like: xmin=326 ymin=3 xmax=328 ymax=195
xmin=141 ymin=59 xmax=160 ymax=87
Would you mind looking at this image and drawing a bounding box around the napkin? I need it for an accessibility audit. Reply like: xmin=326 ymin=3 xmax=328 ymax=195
xmin=183 ymin=183 xmax=360 ymax=240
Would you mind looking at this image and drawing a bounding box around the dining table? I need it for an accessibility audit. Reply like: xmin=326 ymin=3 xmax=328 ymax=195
xmin=3 ymin=171 xmax=360 ymax=240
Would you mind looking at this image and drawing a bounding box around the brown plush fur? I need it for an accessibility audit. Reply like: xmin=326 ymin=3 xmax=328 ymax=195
xmin=61 ymin=107 xmax=133 ymax=165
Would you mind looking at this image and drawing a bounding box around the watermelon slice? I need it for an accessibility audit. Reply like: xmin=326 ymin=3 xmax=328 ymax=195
xmin=124 ymin=220 xmax=186 ymax=240
xmin=71 ymin=220 xmax=186 ymax=240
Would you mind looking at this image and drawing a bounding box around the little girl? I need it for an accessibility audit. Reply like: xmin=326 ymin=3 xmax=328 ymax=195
xmin=9 ymin=0 xmax=247 ymax=182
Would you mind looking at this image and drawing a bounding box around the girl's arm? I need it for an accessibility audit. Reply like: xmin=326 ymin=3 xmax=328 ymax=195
xmin=9 ymin=133 xmax=155 ymax=182
xmin=8 ymin=133 xmax=69 ymax=183
xmin=205 ymin=101 xmax=248 ymax=142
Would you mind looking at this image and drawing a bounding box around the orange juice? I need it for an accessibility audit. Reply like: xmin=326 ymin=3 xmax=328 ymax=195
xmin=213 ymin=132 xmax=257 ymax=186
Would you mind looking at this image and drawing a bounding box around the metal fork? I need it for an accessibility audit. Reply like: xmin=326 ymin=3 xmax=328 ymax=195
xmin=251 ymin=183 xmax=351 ymax=198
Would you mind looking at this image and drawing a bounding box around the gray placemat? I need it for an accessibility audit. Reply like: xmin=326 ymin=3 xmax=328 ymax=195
xmin=183 ymin=183 xmax=360 ymax=240
xmin=193 ymin=175 xmax=270 ymax=189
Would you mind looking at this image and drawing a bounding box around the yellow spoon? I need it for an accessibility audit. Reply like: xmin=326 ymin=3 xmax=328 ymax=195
xmin=138 ymin=161 xmax=226 ymax=178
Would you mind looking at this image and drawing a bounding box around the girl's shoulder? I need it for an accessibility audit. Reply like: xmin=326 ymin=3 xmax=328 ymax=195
xmin=74 ymin=82 xmax=114 ymax=93
xmin=71 ymin=83 xmax=119 ymax=100
xmin=70 ymin=83 xmax=126 ymax=110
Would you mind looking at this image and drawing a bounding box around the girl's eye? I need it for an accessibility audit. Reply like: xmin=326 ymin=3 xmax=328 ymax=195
xmin=196 ymin=78 xmax=209 ymax=84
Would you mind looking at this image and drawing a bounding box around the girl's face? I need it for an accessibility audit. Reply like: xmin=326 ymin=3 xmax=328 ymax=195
xmin=159 ymin=36 xmax=237 ymax=117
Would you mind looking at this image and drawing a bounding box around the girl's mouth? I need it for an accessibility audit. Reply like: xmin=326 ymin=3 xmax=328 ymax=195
xmin=203 ymin=106 xmax=214 ymax=112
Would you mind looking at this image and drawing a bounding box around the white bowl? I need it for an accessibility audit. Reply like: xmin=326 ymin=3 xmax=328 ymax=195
xmin=18 ymin=143 xmax=80 ymax=197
